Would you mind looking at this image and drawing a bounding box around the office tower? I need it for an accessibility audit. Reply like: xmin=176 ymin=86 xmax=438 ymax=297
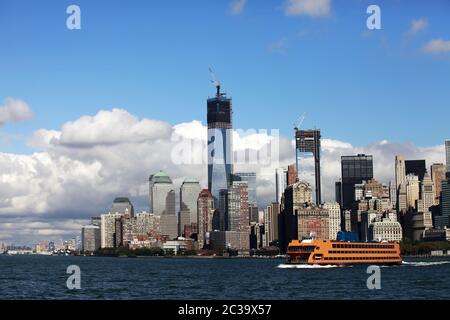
xmin=341 ymin=154 xmax=374 ymax=210
xmin=227 ymin=181 xmax=249 ymax=234
xmin=405 ymin=160 xmax=427 ymax=181
xmin=149 ymin=171 xmax=176 ymax=215
xmin=159 ymin=215 xmax=178 ymax=240
xmin=297 ymin=207 xmax=329 ymax=240
xmin=287 ymin=164 xmax=297 ymax=186
xmin=263 ymin=203 xmax=280 ymax=247
xmin=275 ymin=168 xmax=288 ymax=203
xmin=180 ymin=178 xmax=202 ymax=225
xmin=395 ymin=156 xmax=406 ymax=190
xmin=100 ymin=213 xmax=122 ymax=248
xmin=431 ymin=163 xmax=446 ymax=202
xmin=440 ymin=179 xmax=450 ymax=227
xmin=234 ymin=172 xmax=257 ymax=206
xmin=197 ymin=189 xmax=214 ymax=249
xmin=207 ymin=83 xmax=233 ymax=202
xmin=398 ymin=183 xmax=408 ymax=212
xmin=419 ymin=173 xmax=434 ymax=213
xmin=335 ymin=181 xmax=343 ymax=207
xmin=110 ymin=197 xmax=134 ymax=217
xmin=389 ymin=181 xmax=397 ymax=208
xmin=446 ymin=140 xmax=450 ymax=175
xmin=323 ymin=202 xmax=341 ymax=240
xmin=406 ymin=174 xmax=420 ymax=209
xmin=218 ymin=189 xmax=228 ymax=231
xmin=248 ymin=205 xmax=259 ymax=224
xmin=295 ymin=129 xmax=322 ymax=205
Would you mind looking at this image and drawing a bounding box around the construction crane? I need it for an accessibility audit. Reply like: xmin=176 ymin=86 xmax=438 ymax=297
xmin=209 ymin=67 xmax=222 ymax=97
xmin=294 ymin=113 xmax=306 ymax=132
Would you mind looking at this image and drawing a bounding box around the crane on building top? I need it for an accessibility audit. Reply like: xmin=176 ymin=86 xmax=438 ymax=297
xmin=209 ymin=67 xmax=222 ymax=97
xmin=294 ymin=113 xmax=306 ymax=132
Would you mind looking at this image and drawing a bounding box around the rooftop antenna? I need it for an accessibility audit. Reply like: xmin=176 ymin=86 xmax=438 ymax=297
xmin=209 ymin=67 xmax=221 ymax=97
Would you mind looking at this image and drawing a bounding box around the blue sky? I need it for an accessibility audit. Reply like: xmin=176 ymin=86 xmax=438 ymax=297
xmin=0 ymin=0 xmax=449 ymax=154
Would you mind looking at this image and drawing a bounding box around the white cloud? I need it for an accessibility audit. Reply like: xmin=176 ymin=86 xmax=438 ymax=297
xmin=284 ymin=0 xmax=331 ymax=17
xmin=421 ymin=38 xmax=450 ymax=54
xmin=0 ymin=98 xmax=33 ymax=125
xmin=407 ymin=18 xmax=428 ymax=36
xmin=230 ymin=0 xmax=247 ymax=16
xmin=0 ymin=108 xmax=446 ymax=245
xmin=268 ymin=37 xmax=289 ymax=54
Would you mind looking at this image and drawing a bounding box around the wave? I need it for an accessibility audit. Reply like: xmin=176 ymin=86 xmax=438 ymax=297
xmin=277 ymin=264 xmax=347 ymax=269
xmin=402 ymin=261 xmax=450 ymax=267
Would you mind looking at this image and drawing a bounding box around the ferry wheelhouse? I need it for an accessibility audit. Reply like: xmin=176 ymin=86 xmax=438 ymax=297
xmin=287 ymin=239 xmax=402 ymax=265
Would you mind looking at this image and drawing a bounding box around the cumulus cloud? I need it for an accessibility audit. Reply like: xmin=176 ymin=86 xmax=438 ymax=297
xmin=407 ymin=18 xmax=428 ymax=36
xmin=421 ymin=38 xmax=450 ymax=54
xmin=230 ymin=0 xmax=247 ymax=16
xmin=0 ymin=98 xmax=33 ymax=125
xmin=284 ymin=0 xmax=331 ymax=17
xmin=0 ymin=108 xmax=446 ymax=244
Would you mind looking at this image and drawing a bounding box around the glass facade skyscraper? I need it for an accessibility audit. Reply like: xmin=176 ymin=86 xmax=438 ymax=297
xmin=207 ymin=85 xmax=233 ymax=204
xmin=233 ymin=172 xmax=257 ymax=206
xmin=405 ymin=160 xmax=426 ymax=181
xmin=341 ymin=154 xmax=374 ymax=210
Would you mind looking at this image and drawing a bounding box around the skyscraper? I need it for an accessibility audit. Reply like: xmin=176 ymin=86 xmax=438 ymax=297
xmin=446 ymin=140 xmax=450 ymax=176
xmin=406 ymin=174 xmax=420 ymax=210
xmin=419 ymin=172 xmax=434 ymax=213
xmin=439 ymin=179 xmax=450 ymax=228
xmin=81 ymin=225 xmax=101 ymax=252
xmin=233 ymin=172 xmax=257 ymax=206
xmin=180 ymin=178 xmax=202 ymax=225
xmin=287 ymin=164 xmax=297 ymax=186
xmin=110 ymin=197 xmax=134 ymax=218
xmin=395 ymin=156 xmax=406 ymax=191
xmin=341 ymin=154 xmax=374 ymax=210
xmin=431 ymin=163 xmax=446 ymax=202
xmin=295 ymin=129 xmax=322 ymax=205
xmin=197 ymin=189 xmax=214 ymax=249
xmin=275 ymin=167 xmax=288 ymax=203
xmin=227 ymin=181 xmax=249 ymax=234
xmin=207 ymin=83 xmax=233 ymax=203
xmin=323 ymin=202 xmax=341 ymax=240
xmin=149 ymin=171 xmax=176 ymax=216
xmin=405 ymin=160 xmax=426 ymax=181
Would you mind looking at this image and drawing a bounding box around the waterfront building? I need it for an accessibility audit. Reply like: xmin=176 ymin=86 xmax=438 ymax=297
xmin=275 ymin=167 xmax=288 ymax=203
xmin=341 ymin=154 xmax=374 ymax=210
xmin=81 ymin=225 xmax=101 ymax=252
xmin=209 ymin=230 xmax=250 ymax=252
xmin=100 ymin=213 xmax=123 ymax=248
xmin=323 ymin=202 xmax=341 ymax=240
xmin=368 ymin=219 xmax=402 ymax=242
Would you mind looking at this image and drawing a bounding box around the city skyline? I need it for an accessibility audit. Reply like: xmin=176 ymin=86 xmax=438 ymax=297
xmin=1 ymin=0 xmax=450 ymax=245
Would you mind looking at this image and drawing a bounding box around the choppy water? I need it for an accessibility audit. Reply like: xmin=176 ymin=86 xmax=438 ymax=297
xmin=0 ymin=255 xmax=449 ymax=299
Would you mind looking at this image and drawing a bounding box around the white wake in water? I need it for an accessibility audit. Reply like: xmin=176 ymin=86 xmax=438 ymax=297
xmin=402 ymin=261 xmax=450 ymax=267
xmin=277 ymin=264 xmax=347 ymax=269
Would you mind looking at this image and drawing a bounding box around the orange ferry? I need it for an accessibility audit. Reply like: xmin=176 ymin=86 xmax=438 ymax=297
xmin=287 ymin=239 xmax=402 ymax=265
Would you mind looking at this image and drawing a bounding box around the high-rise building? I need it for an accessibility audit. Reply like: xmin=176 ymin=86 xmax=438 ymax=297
xmin=263 ymin=203 xmax=280 ymax=247
xmin=335 ymin=181 xmax=343 ymax=207
xmin=323 ymin=202 xmax=341 ymax=240
xmin=275 ymin=168 xmax=288 ymax=203
xmin=207 ymin=83 xmax=233 ymax=202
xmin=197 ymin=189 xmax=214 ymax=249
xmin=440 ymin=179 xmax=450 ymax=228
xmin=227 ymin=181 xmax=250 ymax=235
xmin=431 ymin=163 xmax=446 ymax=202
xmin=287 ymin=164 xmax=297 ymax=186
xmin=418 ymin=173 xmax=434 ymax=213
xmin=234 ymin=172 xmax=257 ymax=206
xmin=149 ymin=171 xmax=176 ymax=215
xmin=100 ymin=213 xmax=123 ymax=248
xmin=405 ymin=160 xmax=427 ymax=181
xmin=406 ymin=174 xmax=420 ymax=210
xmin=395 ymin=155 xmax=406 ymax=190
xmin=297 ymin=207 xmax=329 ymax=240
xmin=110 ymin=197 xmax=134 ymax=217
xmin=446 ymin=140 xmax=450 ymax=176
xmin=180 ymin=178 xmax=202 ymax=226
xmin=398 ymin=183 xmax=408 ymax=212
xmin=389 ymin=181 xmax=397 ymax=208
xmin=341 ymin=154 xmax=374 ymax=210
xmin=295 ymin=129 xmax=322 ymax=205
xmin=248 ymin=205 xmax=259 ymax=224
